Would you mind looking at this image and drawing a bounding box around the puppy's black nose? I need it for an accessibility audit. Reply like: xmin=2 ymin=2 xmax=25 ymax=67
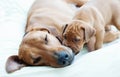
xmin=55 ymin=51 xmax=74 ymax=66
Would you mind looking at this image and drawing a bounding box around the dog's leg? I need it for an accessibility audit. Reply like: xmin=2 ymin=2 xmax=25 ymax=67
xmin=104 ymin=30 xmax=120 ymax=43
xmin=95 ymin=28 xmax=105 ymax=50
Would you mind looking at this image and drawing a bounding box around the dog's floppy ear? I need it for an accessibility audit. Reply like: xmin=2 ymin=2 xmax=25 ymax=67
xmin=83 ymin=25 xmax=96 ymax=42
xmin=6 ymin=55 xmax=26 ymax=73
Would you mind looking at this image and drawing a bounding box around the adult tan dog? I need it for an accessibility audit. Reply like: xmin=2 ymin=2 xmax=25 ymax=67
xmin=62 ymin=0 xmax=120 ymax=54
xmin=5 ymin=0 xmax=89 ymax=73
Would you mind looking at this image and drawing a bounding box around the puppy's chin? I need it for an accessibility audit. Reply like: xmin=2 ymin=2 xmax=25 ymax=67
xmin=72 ymin=46 xmax=84 ymax=54
xmin=73 ymin=49 xmax=80 ymax=55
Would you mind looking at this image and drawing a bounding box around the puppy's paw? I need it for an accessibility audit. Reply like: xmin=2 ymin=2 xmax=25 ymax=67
xmin=115 ymin=31 xmax=120 ymax=38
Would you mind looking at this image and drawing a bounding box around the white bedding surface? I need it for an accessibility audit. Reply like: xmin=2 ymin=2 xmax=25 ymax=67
xmin=0 ymin=0 xmax=120 ymax=77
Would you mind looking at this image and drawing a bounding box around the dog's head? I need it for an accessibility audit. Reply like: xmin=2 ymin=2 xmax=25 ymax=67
xmin=6 ymin=28 xmax=74 ymax=73
xmin=62 ymin=20 xmax=96 ymax=54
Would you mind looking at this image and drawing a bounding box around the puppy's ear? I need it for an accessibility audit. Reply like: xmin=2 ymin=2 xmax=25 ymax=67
xmin=6 ymin=55 xmax=26 ymax=73
xmin=83 ymin=25 xmax=96 ymax=42
xmin=62 ymin=24 xmax=68 ymax=34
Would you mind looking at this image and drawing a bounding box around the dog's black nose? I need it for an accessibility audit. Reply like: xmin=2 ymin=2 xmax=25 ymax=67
xmin=55 ymin=51 xmax=74 ymax=66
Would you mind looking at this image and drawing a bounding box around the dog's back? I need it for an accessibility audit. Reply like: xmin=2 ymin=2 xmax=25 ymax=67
xmin=26 ymin=0 xmax=76 ymax=33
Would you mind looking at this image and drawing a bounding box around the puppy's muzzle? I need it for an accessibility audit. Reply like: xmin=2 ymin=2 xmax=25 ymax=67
xmin=55 ymin=51 xmax=74 ymax=67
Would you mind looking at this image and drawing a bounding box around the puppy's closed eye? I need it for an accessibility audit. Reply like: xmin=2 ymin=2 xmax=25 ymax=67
xmin=73 ymin=38 xmax=80 ymax=42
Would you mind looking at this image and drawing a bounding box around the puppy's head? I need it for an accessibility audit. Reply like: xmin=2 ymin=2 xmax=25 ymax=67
xmin=6 ymin=29 xmax=74 ymax=73
xmin=62 ymin=20 xmax=96 ymax=54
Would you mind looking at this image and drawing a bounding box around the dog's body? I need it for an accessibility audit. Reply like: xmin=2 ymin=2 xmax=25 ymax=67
xmin=62 ymin=0 xmax=120 ymax=54
xmin=6 ymin=0 xmax=89 ymax=73
xmin=20 ymin=0 xmax=76 ymax=67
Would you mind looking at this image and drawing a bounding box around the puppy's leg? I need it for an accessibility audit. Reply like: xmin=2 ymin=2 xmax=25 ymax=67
xmin=95 ymin=28 xmax=105 ymax=50
xmin=113 ymin=18 xmax=120 ymax=30
xmin=87 ymin=36 xmax=96 ymax=51
xmin=104 ymin=30 xmax=120 ymax=43
xmin=105 ymin=25 xmax=111 ymax=31
xmin=113 ymin=9 xmax=120 ymax=30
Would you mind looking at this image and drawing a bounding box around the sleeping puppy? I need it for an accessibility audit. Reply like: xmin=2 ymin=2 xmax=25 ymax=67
xmin=6 ymin=0 xmax=89 ymax=73
xmin=62 ymin=0 xmax=120 ymax=54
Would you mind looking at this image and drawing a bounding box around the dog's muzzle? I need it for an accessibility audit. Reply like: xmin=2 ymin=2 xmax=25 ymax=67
xmin=54 ymin=51 xmax=74 ymax=67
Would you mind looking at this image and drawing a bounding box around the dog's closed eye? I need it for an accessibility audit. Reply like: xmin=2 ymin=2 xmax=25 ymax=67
xmin=30 ymin=54 xmax=42 ymax=64
xmin=63 ymin=34 xmax=67 ymax=40
xmin=45 ymin=34 xmax=48 ymax=44
xmin=33 ymin=56 xmax=41 ymax=64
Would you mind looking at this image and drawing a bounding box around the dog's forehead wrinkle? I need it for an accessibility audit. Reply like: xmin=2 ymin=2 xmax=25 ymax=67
xmin=23 ymin=41 xmax=47 ymax=53
xmin=25 ymin=37 xmax=43 ymax=45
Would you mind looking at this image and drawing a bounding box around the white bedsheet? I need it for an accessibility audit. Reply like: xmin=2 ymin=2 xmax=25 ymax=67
xmin=0 ymin=0 xmax=120 ymax=77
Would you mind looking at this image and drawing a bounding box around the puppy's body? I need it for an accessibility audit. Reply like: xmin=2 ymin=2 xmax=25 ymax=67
xmin=62 ymin=0 xmax=120 ymax=54
xmin=74 ymin=0 xmax=120 ymax=29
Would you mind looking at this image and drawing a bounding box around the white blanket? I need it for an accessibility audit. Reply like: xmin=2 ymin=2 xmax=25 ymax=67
xmin=0 ymin=0 xmax=120 ymax=77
